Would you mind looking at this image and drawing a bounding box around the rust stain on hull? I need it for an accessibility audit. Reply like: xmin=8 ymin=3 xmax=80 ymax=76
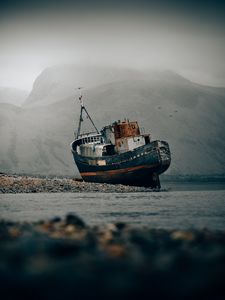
xmin=80 ymin=164 xmax=159 ymax=177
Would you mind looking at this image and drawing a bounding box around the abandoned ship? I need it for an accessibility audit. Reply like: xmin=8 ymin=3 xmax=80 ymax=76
xmin=71 ymin=91 xmax=171 ymax=188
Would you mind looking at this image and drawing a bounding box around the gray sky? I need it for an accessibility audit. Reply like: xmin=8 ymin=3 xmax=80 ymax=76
xmin=1 ymin=1 xmax=225 ymax=90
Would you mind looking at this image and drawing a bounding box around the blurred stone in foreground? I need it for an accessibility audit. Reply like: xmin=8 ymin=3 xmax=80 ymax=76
xmin=0 ymin=214 xmax=225 ymax=300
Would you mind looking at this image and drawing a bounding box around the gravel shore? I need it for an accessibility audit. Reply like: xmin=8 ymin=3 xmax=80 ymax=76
xmin=0 ymin=214 xmax=224 ymax=299
xmin=0 ymin=174 xmax=157 ymax=193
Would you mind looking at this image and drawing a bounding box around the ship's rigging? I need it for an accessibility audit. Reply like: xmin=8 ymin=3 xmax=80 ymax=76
xmin=76 ymin=87 xmax=99 ymax=138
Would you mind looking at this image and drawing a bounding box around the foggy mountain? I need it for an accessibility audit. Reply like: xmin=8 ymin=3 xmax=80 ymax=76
xmin=24 ymin=65 xmax=145 ymax=107
xmin=24 ymin=65 xmax=188 ymax=107
xmin=0 ymin=65 xmax=225 ymax=177
xmin=0 ymin=87 xmax=29 ymax=106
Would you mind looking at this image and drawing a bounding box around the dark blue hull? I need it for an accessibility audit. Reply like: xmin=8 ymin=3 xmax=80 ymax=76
xmin=71 ymin=140 xmax=171 ymax=187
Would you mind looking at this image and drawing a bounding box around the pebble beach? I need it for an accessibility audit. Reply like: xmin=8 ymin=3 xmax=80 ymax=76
xmin=0 ymin=214 xmax=225 ymax=299
xmin=0 ymin=174 xmax=155 ymax=193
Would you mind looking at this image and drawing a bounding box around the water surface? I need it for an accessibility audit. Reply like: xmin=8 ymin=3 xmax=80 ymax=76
xmin=0 ymin=187 xmax=224 ymax=230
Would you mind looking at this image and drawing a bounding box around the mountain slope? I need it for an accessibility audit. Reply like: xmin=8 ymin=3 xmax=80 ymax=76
xmin=24 ymin=65 xmax=146 ymax=107
xmin=24 ymin=65 xmax=191 ymax=107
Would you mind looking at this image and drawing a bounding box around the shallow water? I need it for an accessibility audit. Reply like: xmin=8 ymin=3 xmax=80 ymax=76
xmin=0 ymin=184 xmax=224 ymax=230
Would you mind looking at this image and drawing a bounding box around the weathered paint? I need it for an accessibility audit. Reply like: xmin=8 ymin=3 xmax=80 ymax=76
xmin=71 ymin=110 xmax=171 ymax=188
xmin=113 ymin=120 xmax=140 ymax=138
xmin=72 ymin=140 xmax=171 ymax=187
xmin=80 ymin=163 xmax=159 ymax=176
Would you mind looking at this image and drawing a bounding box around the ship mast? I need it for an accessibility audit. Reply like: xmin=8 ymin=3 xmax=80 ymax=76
xmin=76 ymin=87 xmax=99 ymax=138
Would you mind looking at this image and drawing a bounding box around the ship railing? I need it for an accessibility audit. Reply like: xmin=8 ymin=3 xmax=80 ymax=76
xmin=78 ymin=132 xmax=102 ymax=138
xmin=75 ymin=133 xmax=104 ymax=145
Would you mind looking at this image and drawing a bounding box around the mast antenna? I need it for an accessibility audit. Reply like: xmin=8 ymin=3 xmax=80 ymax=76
xmin=75 ymin=87 xmax=99 ymax=138
xmin=78 ymin=86 xmax=84 ymax=107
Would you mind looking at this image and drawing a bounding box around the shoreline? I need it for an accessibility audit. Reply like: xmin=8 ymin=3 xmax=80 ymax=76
xmin=0 ymin=174 xmax=159 ymax=193
xmin=1 ymin=174 xmax=225 ymax=194
xmin=0 ymin=214 xmax=224 ymax=299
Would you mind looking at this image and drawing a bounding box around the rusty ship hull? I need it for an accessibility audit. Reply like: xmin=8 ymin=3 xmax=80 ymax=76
xmin=71 ymin=140 xmax=171 ymax=187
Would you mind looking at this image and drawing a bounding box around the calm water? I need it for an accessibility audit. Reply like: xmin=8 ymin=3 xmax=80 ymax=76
xmin=0 ymin=183 xmax=225 ymax=230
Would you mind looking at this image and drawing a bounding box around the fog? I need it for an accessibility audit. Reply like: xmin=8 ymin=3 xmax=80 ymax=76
xmin=1 ymin=1 xmax=225 ymax=90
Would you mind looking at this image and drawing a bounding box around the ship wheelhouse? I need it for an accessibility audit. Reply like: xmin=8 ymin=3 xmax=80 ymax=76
xmin=72 ymin=118 xmax=152 ymax=158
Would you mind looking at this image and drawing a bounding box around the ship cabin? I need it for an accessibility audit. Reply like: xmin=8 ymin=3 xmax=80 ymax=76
xmin=72 ymin=120 xmax=151 ymax=158
xmin=102 ymin=119 xmax=151 ymax=154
